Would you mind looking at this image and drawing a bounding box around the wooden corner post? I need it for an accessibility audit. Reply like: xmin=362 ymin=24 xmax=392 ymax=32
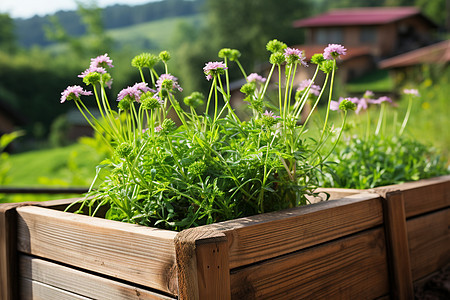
xmin=175 ymin=229 xmax=231 ymax=300
xmin=0 ymin=203 xmax=21 ymax=300
xmin=381 ymin=190 xmax=414 ymax=300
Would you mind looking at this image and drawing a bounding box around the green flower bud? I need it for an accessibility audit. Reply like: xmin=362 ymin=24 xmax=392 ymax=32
xmin=117 ymin=97 xmax=132 ymax=110
xmin=131 ymin=53 xmax=159 ymax=69
xmin=141 ymin=95 xmax=161 ymax=110
xmin=339 ymin=99 xmax=357 ymax=112
xmin=161 ymin=118 xmax=176 ymax=134
xmin=240 ymin=82 xmax=256 ymax=95
xmin=266 ymin=39 xmax=287 ymax=53
xmin=159 ymin=51 xmax=171 ymax=62
xmin=83 ymin=72 xmax=102 ymax=85
xmin=188 ymin=161 xmax=207 ymax=177
xmin=115 ymin=142 xmax=133 ymax=158
xmin=270 ymin=52 xmax=285 ymax=65
xmin=319 ymin=60 xmax=335 ymax=74
xmin=311 ymin=53 xmax=325 ymax=65
xmin=183 ymin=92 xmax=204 ymax=108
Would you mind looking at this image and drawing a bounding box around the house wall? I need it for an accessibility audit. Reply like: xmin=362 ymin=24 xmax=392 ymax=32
xmin=306 ymin=15 xmax=435 ymax=59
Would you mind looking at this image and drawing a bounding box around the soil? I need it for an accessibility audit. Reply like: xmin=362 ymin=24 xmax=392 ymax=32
xmin=415 ymin=264 xmax=450 ymax=300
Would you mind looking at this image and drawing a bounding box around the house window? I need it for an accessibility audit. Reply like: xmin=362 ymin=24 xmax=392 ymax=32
xmin=360 ymin=26 xmax=377 ymax=43
xmin=316 ymin=28 xmax=344 ymax=44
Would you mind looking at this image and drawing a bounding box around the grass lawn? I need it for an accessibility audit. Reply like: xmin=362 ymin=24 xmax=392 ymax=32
xmin=8 ymin=143 xmax=101 ymax=187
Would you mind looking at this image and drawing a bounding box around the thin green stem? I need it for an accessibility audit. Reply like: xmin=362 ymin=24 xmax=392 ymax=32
xmin=399 ymin=96 xmax=413 ymax=136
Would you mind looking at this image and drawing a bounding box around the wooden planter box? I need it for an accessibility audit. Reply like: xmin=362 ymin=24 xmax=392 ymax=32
xmin=1 ymin=175 xmax=449 ymax=299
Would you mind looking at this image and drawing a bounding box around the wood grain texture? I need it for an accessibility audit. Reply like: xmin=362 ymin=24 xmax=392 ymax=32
xmin=19 ymin=254 xmax=175 ymax=300
xmin=0 ymin=203 xmax=20 ymax=300
xmin=198 ymin=193 xmax=383 ymax=269
xmin=407 ymin=209 xmax=450 ymax=281
xmin=382 ymin=191 xmax=414 ymax=300
xmin=20 ymin=277 xmax=91 ymax=300
xmin=16 ymin=206 xmax=178 ymax=296
xmin=175 ymin=229 xmax=231 ymax=300
xmin=373 ymin=175 xmax=450 ymax=218
xmin=230 ymin=228 xmax=389 ymax=299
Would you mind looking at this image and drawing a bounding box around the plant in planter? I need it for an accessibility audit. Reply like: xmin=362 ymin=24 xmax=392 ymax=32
xmin=60 ymin=41 xmax=354 ymax=230
xmin=318 ymin=89 xmax=449 ymax=189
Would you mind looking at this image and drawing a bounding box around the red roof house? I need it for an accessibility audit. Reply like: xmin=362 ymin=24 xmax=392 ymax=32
xmin=291 ymin=7 xmax=439 ymax=83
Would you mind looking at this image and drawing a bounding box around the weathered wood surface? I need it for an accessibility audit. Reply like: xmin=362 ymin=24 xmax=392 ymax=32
xmin=20 ymin=277 xmax=91 ymax=300
xmin=199 ymin=193 xmax=383 ymax=269
xmin=0 ymin=203 xmax=22 ymax=300
xmin=175 ymin=229 xmax=231 ymax=300
xmin=382 ymin=191 xmax=414 ymax=300
xmin=230 ymin=228 xmax=389 ymax=299
xmin=407 ymin=208 xmax=450 ymax=281
xmin=19 ymin=254 xmax=175 ymax=300
xmin=373 ymin=175 xmax=450 ymax=218
xmin=16 ymin=206 xmax=179 ymax=296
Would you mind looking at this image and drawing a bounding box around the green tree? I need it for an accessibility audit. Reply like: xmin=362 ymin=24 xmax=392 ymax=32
xmin=45 ymin=0 xmax=112 ymax=57
xmin=0 ymin=13 xmax=16 ymax=53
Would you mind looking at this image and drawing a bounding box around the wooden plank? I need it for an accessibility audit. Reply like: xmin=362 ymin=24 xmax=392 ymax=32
xmin=382 ymin=191 xmax=414 ymax=300
xmin=16 ymin=206 xmax=179 ymax=296
xmin=0 ymin=203 xmax=21 ymax=300
xmin=19 ymin=254 xmax=175 ymax=300
xmin=407 ymin=209 xmax=450 ymax=281
xmin=230 ymin=228 xmax=389 ymax=299
xmin=199 ymin=193 xmax=383 ymax=269
xmin=373 ymin=175 xmax=450 ymax=218
xmin=175 ymin=229 xmax=231 ymax=300
xmin=20 ymin=277 xmax=91 ymax=300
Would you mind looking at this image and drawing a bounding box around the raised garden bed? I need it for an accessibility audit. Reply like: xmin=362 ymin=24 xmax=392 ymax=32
xmin=1 ymin=175 xmax=449 ymax=299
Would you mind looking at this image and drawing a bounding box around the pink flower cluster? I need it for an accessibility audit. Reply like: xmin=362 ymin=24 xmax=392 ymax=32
xmin=156 ymin=73 xmax=183 ymax=93
xmin=117 ymin=82 xmax=154 ymax=102
xmin=284 ymin=47 xmax=308 ymax=66
xmin=330 ymin=91 xmax=392 ymax=114
xmin=247 ymin=73 xmax=267 ymax=84
xmin=60 ymin=85 xmax=92 ymax=103
xmin=203 ymin=61 xmax=227 ymax=81
xmin=297 ymin=79 xmax=321 ymax=97
xmin=323 ymin=44 xmax=347 ymax=60
xmin=403 ymin=88 xmax=419 ymax=96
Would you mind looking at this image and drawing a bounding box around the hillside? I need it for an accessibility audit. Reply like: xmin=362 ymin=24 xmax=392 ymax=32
xmin=14 ymin=0 xmax=205 ymax=48
xmin=107 ymin=14 xmax=204 ymax=51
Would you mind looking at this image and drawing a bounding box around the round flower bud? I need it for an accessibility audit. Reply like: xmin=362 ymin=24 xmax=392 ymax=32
xmin=115 ymin=142 xmax=133 ymax=158
xmin=159 ymin=51 xmax=171 ymax=62
xmin=270 ymin=53 xmax=285 ymax=65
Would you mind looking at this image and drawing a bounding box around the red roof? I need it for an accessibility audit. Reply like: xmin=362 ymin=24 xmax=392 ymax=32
xmin=293 ymin=7 xmax=429 ymax=27
xmin=379 ymin=40 xmax=450 ymax=68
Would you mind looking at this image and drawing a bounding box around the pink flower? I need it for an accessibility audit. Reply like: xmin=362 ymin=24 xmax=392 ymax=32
xmin=323 ymin=44 xmax=347 ymax=60
xmin=156 ymin=73 xmax=183 ymax=93
xmin=154 ymin=125 xmax=163 ymax=132
xmin=330 ymin=100 xmax=340 ymax=111
xmin=117 ymin=82 xmax=152 ymax=102
xmin=284 ymin=47 xmax=308 ymax=66
xmin=247 ymin=73 xmax=266 ymax=84
xmin=263 ymin=110 xmax=280 ymax=119
xmin=90 ymin=53 xmax=114 ymax=69
xmin=403 ymin=88 xmax=419 ymax=96
xmin=203 ymin=61 xmax=227 ymax=81
xmin=78 ymin=66 xmax=106 ymax=78
xmin=297 ymin=79 xmax=321 ymax=96
xmin=60 ymin=85 xmax=92 ymax=103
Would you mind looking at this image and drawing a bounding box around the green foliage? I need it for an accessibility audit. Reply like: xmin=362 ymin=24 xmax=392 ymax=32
xmin=65 ymin=42 xmax=346 ymax=231
xmin=321 ymin=136 xmax=448 ymax=189
xmin=0 ymin=14 xmax=16 ymax=53
xmin=319 ymin=79 xmax=450 ymax=189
